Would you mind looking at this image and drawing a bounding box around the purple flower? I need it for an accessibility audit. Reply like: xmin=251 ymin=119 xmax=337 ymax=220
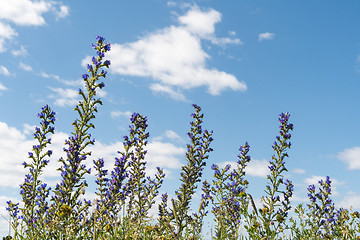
xmin=96 ymin=35 xmax=105 ymax=42
xmin=104 ymin=43 xmax=111 ymax=51
xmin=103 ymin=60 xmax=111 ymax=67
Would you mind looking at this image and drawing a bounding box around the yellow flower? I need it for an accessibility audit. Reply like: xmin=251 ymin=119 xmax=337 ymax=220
xmin=145 ymin=225 xmax=155 ymax=233
xmin=351 ymin=211 xmax=360 ymax=218
xmin=105 ymin=223 xmax=111 ymax=231
xmin=276 ymin=214 xmax=285 ymax=223
xmin=56 ymin=204 xmax=73 ymax=218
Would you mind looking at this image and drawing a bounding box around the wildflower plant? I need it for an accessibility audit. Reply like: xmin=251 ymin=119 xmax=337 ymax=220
xmin=48 ymin=35 xmax=111 ymax=239
xmin=256 ymin=112 xmax=294 ymax=239
xmin=6 ymin=105 xmax=56 ymax=239
xmin=289 ymin=176 xmax=346 ymax=239
xmin=157 ymin=104 xmax=214 ymax=239
xmin=209 ymin=142 xmax=251 ymax=239
xmin=124 ymin=113 xmax=165 ymax=231
xmin=4 ymin=35 xmax=360 ymax=240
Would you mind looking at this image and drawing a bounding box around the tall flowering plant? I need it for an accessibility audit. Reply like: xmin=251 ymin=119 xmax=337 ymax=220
xmin=209 ymin=142 xmax=251 ymax=239
xmin=243 ymin=112 xmax=294 ymax=240
xmin=48 ymin=36 xmax=111 ymax=239
xmin=259 ymin=112 xmax=294 ymax=238
xmin=157 ymin=104 xmax=214 ymax=239
xmin=124 ymin=113 xmax=165 ymax=232
xmin=6 ymin=105 xmax=56 ymax=239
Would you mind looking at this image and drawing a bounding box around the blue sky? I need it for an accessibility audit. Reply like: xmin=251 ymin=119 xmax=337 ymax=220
xmin=1 ymin=0 xmax=360 ymax=237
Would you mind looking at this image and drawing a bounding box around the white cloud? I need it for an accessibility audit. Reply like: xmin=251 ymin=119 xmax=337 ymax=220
xmin=39 ymin=71 xmax=60 ymax=80
xmin=337 ymin=146 xmax=360 ymax=170
xmin=12 ymin=45 xmax=28 ymax=57
xmin=0 ymin=83 xmax=7 ymax=91
xmin=0 ymin=0 xmax=51 ymax=26
xmin=178 ymin=6 xmax=221 ymax=38
xmin=22 ymin=123 xmax=36 ymax=135
xmin=209 ymin=37 xmax=242 ymax=46
xmin=0 ymin=22 xmax=17 ymax=52
xmin=0 ymin=0 xmax=69 ymax=52
xmin=19 ymin=62 xmax=32 ymax=71
xmin=218 ymin=159 xmax=269 ymax=178
xmin=55 ymin=5 xmax=69 ymax=20
xmin=293 ymin=168 xmax=306 ymax=174
xmin=145 ymin=141 xmax=185 ymax=177
xmin=228 ymin=31 xmax=236 ymax=36
xmin=164 ymin=130 xmax=183 ymax=142
xmin=0 ymin=22 xmax=17 ymax=39
xmin=0 ymin=122 xmax=34 ymax=188
xmin=0 ymin=66 xmax=10 ymax=76
xmin=152 ymin=130 xmax=184 ymax=143
xmin=167 ymin=1 xmax=177 ymax=7
xmin=258 ymin=32 xmax=275 ymax=42
xmin=178 ymin=6 xmax=242 ymax=46
xmin=338 ymin=191 xmax=360 ymax=209
xmin=150 ymin=83 xmax=187 ymax=101
xmin=110 ymin=110 xmax=132 ymax=119
xmin=106 ymin=5 xmax=246 ymax=99
xmin=48 ymin=87 xmax=79 ymax=107
xmin=60 ymin=79 xmax=84 ymax=86
xmin=246 ymin=159 xmax=269 ymax=177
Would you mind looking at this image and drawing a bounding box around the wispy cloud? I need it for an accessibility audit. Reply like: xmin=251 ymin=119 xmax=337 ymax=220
xmin=164 ymin=130 xmax=183 ymax=142
xmin=0 ymin=65 xmax=10 ymax=76
xmin=106 ymin=5 xmax=246 ymax=100
xmin=258 ymin=32 xmax=275 ymax=42
xmin=11 ymin=45 xmax=28 ymax=57
xmin=293 ymin=168 xmax=306 ymax=174
xmin=19 ymin=62 xmax=32 ymax=71
xmin=39 ymin=71 xmax=60 ymax=80
xmin=0 ymin=82 xmax=7 ymax=91
xmin=0 ymin=22 xmax=18 ymax=52
xmin=48 ymin=87 xmax=79 ymax=107
xmin=55 ymin=5 xmax=69 ymax=20
xmin=150 ymin=84 xmax=187 ymax=101
xmin=337 ymin=146 xmax=360 ymax=170
xmin=338 ymin=191 xmax=360 ymax=209
xmin=110 ymin=110 xmax=132 ymax=119
xmin=228 ymin=31 xmax=236 ymax=37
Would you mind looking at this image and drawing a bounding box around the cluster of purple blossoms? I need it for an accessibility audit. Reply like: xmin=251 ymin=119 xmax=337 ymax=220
xmin=306 ymin=176 xmax=339 ymax=237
